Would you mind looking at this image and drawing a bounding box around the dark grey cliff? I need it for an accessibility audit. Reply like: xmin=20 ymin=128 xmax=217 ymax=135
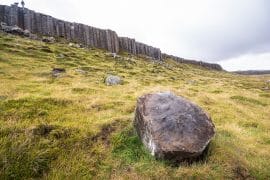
xmin=233 ymin=70 xmax=270 ymax=75
xmin=0 ymin=4 xmax=222 ymax=70
xmin=162 ymin=54 xmax=223 ymax=71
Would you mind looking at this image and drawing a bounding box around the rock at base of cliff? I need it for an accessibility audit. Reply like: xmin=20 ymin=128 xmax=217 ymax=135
xmin=134 ymin=92 xmax=215 ymax=162
xmin=1 ymin=22 xmax=24 ymax=36
xmin=42 ymin=36 xmax=56 ymax=43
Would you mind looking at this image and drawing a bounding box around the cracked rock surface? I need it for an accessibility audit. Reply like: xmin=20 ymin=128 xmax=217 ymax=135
xmin=134 ymin=92 xmax=215 ymax=162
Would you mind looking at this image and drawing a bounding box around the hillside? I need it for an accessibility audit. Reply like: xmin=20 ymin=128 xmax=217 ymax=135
xmin=0 ymin=4 xmax=222 ymax=70
xmin=0 ymin=32 xmax=270 ymax=179
xmin=233 ymin=70 xmax=270 ymax=75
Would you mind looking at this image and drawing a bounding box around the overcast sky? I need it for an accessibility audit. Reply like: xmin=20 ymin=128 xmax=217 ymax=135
xmin=1 ymin=0 xmax=270 ymax=71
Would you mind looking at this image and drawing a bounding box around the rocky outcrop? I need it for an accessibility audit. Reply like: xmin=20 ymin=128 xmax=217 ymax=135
xmin=0 ymin=4 xmax=223 ymax=70
xmin=134 ymin=92 xmax=215 ymax=162
xmin=162 ymin=54 xmax=223 ymax=71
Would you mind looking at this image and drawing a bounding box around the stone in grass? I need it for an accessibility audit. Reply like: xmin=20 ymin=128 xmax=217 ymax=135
xmin=30 ymin=124 xmax=55 ymax=136
xmin=0 ymin=95 xmax=7 ymax=100
xmin=52 ymin=68 xmax=66 ymax=78
xmin=75 ymin=68 xmax=87 ymax=75
xmin=105 ymin=75 xmax=122 ymax=86
xmin=42 ymin=36 xmax=56 ymax=43
xmin=57 ymin=53 xmax=65 ymax=59
xmin=134 ymin=92 xmax=215 ymax=162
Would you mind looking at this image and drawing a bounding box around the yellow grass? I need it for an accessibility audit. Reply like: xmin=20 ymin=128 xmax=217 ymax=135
xmin=0 ymin=32 xmax=269 ymax=179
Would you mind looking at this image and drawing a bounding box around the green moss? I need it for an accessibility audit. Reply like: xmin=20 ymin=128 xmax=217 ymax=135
xmin=0 ymin=139 xmax=58 ymax=179
xmin=231 ymin=96 xmax=267 ymax=106
xmin=259 ymin=93 xmax=270 ymax=98
xmin=0 ymin=32 xmax=269 ymax=179
xmin=0 ymin=98 xmax=72 ymax=121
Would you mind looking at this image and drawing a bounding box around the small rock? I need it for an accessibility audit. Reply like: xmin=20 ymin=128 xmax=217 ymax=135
xmin=52 ymin=68 xmax=66 ymax=78
xmin=29 ymin=33 xmax=38 ymax=40
xmin=187 ymin=80 xmax=197 ymax=85
xmin=134 ymin=92 xmax=215 ymax=162
xmin=0 ymin=95 xmax=7 ymax=100
xmin=68 ymin=43 xmax=83 ymax=48
xmin=75 ymin=68 xmax=87 ymax=74
xmin=105 ymin=75 xmax=122 ymax=86
xmin=23 ymin=29 xmax=31 ymax=37
xmin=57 ymin=53 xmax=65 ymax=58
xmin=30 ymin=124 xmax=55 ymax=136
xmin=106 ymin=52 xmax=121 ymax=59
xmin=42 ymin=36 xmax=56 ymax=43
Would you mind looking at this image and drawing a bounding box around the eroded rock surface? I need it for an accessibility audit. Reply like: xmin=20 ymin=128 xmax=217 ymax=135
xmin=134 ymin=92 xmax=215 ymax=162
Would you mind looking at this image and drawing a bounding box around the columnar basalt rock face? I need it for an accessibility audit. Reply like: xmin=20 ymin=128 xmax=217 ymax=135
xmin=136 ymin=42 xmax=162 ymax=60
xmin=119 ymin=37 xmax=137 ymax=54
xmin=0 ymin=4 xmax=223 ymax=70
xmin=162 ymin=54 xmax=223 ymax=71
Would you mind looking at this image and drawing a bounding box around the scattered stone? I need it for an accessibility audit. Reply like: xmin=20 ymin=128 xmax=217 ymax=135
xmin=52 ymin=68 xmax=66 ymax=78
xmin=0 ymin=95 xmax=7 ymax=100
xmin=105 ymin=75 xmax=122 ymax=86
xmin=42 ymin=36 xmax=56 ymax=43
xmin=112 ymin=53 xmax=117 ymax=58
xmin=29 ymin=33 xmax=38 ymax=40
xmin=106 ymin=52 xmax=121 ymax=59
xmin=187 ymin=80 xmax=197 ymax=85
xmin=57 ymin=53 xmax=65 ymax=58
xmin=75 ymin=68 xmax=87 ymax=74
xmin=23 ymin=29 xmax=30 ymax=37
xmin=134 ymin=92 xmax=215 ymax=162
xmin=68 ymin=42 xmax=83 ymax=48
xmin=30 ymin=124 xmax=55 ymax=136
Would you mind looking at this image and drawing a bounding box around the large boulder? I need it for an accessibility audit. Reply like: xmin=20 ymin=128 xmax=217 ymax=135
xmin=134 ymin=92 xmax=215 ymax=162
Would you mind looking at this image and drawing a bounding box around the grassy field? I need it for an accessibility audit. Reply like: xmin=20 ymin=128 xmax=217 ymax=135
xmin=0 ymin=32 xmax=269 ymax=179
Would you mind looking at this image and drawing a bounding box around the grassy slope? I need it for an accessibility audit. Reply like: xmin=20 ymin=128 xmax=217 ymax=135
xmin=0 ymin=32 xmax=269 ymax=179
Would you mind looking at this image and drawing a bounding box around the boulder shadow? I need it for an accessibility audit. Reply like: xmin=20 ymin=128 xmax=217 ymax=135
xmin=160 ymin=143 xmax=213 ymax=167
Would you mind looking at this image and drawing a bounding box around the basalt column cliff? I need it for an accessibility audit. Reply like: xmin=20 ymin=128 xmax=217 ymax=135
xmin=0 ymin=4 xmax=222 ymax=70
